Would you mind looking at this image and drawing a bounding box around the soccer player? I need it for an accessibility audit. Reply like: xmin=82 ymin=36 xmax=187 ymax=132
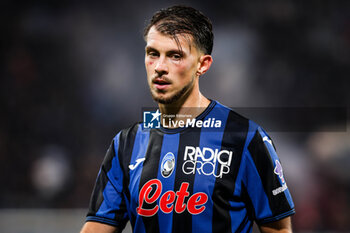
xmin=80 ymin=5 xmax=295 ymax=233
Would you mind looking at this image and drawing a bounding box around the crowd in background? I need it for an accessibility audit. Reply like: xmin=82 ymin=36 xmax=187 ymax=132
xmin=1 ymin=0 xmax=349 ymax=232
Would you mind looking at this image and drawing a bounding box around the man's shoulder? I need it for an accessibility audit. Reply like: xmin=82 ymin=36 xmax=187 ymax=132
xmin=213 ymin=100 xmax=268 ymax=140
xmin=113 ymin=122 xmax=143 ymax=141
xmin=214 ymin=100 xmax=250 ymax=126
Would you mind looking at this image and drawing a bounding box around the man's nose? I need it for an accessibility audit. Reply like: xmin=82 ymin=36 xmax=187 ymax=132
xmin=155 ymin=57 xmax=168 ymax=76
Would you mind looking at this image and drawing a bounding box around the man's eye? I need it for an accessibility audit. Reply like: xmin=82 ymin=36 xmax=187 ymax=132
xmin=172 ymin=54 xmax=182 ymax=60
xmin=148 ymin=52 xmax=158 ymax=57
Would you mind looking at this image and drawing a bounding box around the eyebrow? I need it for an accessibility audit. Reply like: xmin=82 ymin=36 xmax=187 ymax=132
xmin=145 ymin=46 xmax=184 ymax=56
xmin=145 ymin=46 xmax=157 ymax=53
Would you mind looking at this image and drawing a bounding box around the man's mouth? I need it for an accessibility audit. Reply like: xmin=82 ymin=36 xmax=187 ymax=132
xmin=153 ymin=78 xmax=171 ymax=90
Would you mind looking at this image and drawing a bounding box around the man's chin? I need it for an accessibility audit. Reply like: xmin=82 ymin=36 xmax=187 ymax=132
xmin=150 ymin=80 xmax=193 ymax=105
xmin=152 ymin=94 xmax=176 ymax=104
xmin=151 ymin=91 xmax=182 ymax=104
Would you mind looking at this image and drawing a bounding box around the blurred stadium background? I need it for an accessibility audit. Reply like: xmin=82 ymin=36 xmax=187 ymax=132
xmin=1 ymin=0 xmax=349 ymax=232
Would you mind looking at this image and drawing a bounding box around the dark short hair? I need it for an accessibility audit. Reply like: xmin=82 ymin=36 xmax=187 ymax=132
xmin=144 ymin=5 xmax=213 ymax=55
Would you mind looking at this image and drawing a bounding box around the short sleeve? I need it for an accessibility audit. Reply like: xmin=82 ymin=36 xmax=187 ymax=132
xmin=86 ymin=133 xmax=129 ymax=229
xmin=241 ymin=126 xmax=295 ymax=224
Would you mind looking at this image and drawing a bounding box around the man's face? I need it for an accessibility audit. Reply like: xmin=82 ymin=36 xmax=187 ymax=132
xmin=145 ymin=26 xmax=202 ymax=104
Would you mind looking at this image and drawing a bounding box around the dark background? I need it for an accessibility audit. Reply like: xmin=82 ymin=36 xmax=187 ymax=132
xmin=1 ymin=0 xmax=349 ymax=232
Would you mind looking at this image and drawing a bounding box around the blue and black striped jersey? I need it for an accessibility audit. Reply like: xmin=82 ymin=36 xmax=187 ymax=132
xmin=86 ymin=100 xmax=295 ymax=233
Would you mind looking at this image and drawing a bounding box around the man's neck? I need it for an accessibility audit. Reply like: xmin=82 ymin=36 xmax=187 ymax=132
xmin=158 ymin=93 xmax=211 ymax=128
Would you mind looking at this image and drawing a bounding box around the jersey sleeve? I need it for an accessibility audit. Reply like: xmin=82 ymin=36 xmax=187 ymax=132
xmin=86 ymin=133 xmax=129 ymax=229
xmin=241 ymin=124 xmax=295 ymax=224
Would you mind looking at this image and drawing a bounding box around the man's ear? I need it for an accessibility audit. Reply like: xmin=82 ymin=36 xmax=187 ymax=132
xmin=197 ymin=55 xmax=213 ymax=76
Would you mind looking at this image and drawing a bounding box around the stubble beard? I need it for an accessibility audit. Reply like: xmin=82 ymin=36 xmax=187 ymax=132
xmin=150 ymin=78 xmax=195 ymax=105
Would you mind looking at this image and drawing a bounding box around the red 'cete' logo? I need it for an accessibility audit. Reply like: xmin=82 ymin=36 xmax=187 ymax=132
xmin=137 ymin=179 xmax=208 ymax=216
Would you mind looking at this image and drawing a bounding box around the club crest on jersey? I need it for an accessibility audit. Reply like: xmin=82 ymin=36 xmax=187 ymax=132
xmin=161 ymin=152 xmax=175 ymax=178
xmin=182 ymin=146 xmax=233 ymax=178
